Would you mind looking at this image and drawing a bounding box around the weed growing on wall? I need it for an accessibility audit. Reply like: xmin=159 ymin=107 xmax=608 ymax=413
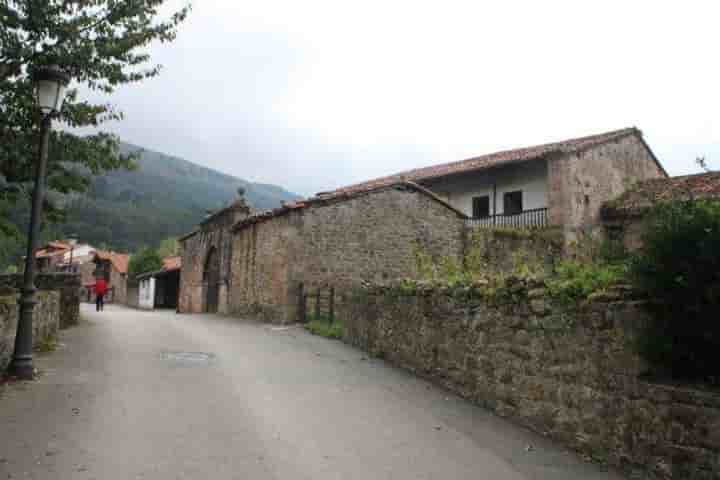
xmin=631 ymin=199 xmax=720 ymax=382
xmin=545 ymin=260 xmax=627 ymax=306
xmin=306 ymin=315 xmax=344 ymax=340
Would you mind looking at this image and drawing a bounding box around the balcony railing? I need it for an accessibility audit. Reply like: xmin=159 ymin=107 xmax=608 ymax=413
xmin=465 ymin=207 xmax=548 ymax=230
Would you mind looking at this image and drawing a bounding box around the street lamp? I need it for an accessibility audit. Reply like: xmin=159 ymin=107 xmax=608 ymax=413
xmin=9 ymin=65 xmax=70 ymax=380
xmin=67 ymin=233 xmax=78 ymax=272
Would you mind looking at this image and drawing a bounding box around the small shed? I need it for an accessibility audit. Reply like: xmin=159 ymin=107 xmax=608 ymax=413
xmin=137 ymin=257 xmax=182 ymax=310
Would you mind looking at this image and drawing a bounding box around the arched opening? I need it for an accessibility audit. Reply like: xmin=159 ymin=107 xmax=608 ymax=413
xmin=203 ymin=247 xmax=220 ymax=313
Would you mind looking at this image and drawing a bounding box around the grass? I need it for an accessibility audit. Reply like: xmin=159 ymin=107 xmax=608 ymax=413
xmin=33 ymin=336 xmax=58 ymax=353
xmin=305 ymin=315 xmax=344 ymax=340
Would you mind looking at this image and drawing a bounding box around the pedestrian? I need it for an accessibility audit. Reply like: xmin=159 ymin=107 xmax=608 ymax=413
xmin=94 ymin=276 xmax=107 ymax=312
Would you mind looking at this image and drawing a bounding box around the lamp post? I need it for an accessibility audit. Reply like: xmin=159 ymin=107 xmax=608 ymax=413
xmin=67 ymin=234 xmax=78 ymax=272
xmin=9 ymin=65 xmax=70 ymax=379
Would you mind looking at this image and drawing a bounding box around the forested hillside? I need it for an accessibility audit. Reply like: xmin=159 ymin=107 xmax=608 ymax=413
xmin=0 ymin=143 xmax=300 ymax=269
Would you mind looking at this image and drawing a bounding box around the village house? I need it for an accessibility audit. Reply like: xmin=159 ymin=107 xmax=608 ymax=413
xmin=79 ymin=250 xmax=129 ymax=305
xmin=178 ymin=127 xmax=668 ymax=323
xmin=601 ymin=170 xmax=720 ymax=250
xmin=331 ymin=127 xmax=666 ymax=238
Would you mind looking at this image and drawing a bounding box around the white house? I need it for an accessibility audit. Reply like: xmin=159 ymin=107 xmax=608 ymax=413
xmin=329 ymin=127 xmax=667 ymax=237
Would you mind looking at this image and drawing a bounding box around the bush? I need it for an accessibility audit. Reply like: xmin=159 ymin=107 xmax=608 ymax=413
xmin=632 ymin=200 xmax=720 ymax=382
xmin=306 ymin=315 xmax=343 ymax=339
xmin=545 ymin=260 xmax=627 ymax=305
xmin=127 ymin=246 xmax=162 ymax=279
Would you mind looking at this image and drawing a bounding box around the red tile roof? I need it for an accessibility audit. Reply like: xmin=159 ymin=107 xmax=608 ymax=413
xmin=332 ymin=127 xmax=647 ymax=196
xmin=93 ymin=250 xmax=129 ymax=274
xmin=602 ymin=171 xmax=720 ymax=218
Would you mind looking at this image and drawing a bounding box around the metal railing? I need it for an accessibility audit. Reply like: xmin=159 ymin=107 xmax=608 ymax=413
xmin=465 ymin=207 xmax=548 ymax=229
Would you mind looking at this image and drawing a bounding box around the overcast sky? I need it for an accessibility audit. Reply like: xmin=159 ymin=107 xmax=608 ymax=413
xmin=81 ymin=0 xmax=720 ymax=196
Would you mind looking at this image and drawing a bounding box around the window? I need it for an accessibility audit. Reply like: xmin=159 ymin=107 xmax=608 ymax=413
xmin=472 ymin=196 xmax=490 ymax=218
xmin=503 ymin=191 xmax=523 ymax=215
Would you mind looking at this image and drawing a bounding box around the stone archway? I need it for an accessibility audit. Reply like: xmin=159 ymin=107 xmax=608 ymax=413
xmin=203 ymin=247 xmax=220 ymax=313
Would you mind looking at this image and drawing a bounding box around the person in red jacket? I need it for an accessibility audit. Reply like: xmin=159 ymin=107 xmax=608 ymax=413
xmin=94 ymin=277 xmax=107 ymax=312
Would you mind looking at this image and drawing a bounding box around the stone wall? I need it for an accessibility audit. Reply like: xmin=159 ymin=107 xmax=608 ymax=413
xmin=229 ymin=185 xmax=466 ymax=323
xmin=109 ymin=268 xmax=127 ymax=305
xmin=465 ymin=227 xmax=564 ymax=276
xmin=230 ymin=213 xmax=300 ymax=322
xmin=342 ymin=281 xmax=720 ymax=479
xmin=178 ymin=197 xmax=251 ymax=314
xmin=0 ymin=273 xmax=80 ymax=329
xmin=547 ymin=134 xmax=665 ymax=243
xmin=0 ymin=290 xmax=60 ymax=372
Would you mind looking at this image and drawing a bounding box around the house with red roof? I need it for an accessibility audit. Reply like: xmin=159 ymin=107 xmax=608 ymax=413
xmin=602 ymin=170 xmax=720 ymax=250
xmin=79 ymin=250 xmax=130 ymax=305
xmin=330 ymin=127 xmax=666 ymax=239
xmin=178 ymin=127 xmax=668 ymax=321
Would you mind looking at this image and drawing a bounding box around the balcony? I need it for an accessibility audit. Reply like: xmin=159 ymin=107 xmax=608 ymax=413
xmin=465 ymin=207 xmax=548 ymax=230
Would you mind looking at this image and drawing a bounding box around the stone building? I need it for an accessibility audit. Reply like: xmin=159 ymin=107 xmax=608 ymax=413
xmin=80 ymin=250 xmax=129 ymax=304
xmin=601 ymin=170 xmax=720 ymax=250
xmin=178 ymin=194 xmax=252 ymax=314
xmin=229 ymin=183 xmax=465 ymax=322
xmin=178 ymin=126 xmax=669 ymax=322
xmin=331 ymin=127 xmax=666 ymax=241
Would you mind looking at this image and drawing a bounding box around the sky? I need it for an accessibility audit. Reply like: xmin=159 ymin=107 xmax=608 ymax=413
xmin=80 ymin=0 xmax=720 ymax=197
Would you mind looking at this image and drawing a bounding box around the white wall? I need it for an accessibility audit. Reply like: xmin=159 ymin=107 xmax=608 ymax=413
xmin=423 ymin=160 xmax=548 ymax=217
xmin=139 ymin=277 xmax=156 ymax=310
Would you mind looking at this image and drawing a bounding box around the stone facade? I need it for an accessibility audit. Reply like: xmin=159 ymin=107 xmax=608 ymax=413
xmin=228 ymin=185 xmax=466 ymax=323
xmin=547 ymin=134 xmax=666 ymax=243
xmin=465 ymin=226 xmax=564 ymax=276
xmin=0 ymin=290 xmax=60 ymax=372
xmin=0 ymin=273 xmax=81 ymax=329
xmin=342 ymin=281 xmax=720 ymax=479
xmin=178 ymin=196 xmax=252 ymax=314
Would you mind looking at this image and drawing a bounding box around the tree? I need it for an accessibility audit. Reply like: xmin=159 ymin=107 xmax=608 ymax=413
xmin=128 ymin=246 xmax=162 ymax=279
xmin=157 ymin=237 xmax=179 ymax=258
xmin=0 ymin=0 xmax=191 ymax=235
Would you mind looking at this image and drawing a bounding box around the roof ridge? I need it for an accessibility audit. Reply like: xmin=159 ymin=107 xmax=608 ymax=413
xmin=333 ymin=127 xmax=640 ymax=194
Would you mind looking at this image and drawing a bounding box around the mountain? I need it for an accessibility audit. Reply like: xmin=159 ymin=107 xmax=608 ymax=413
xmin=57 ymin=142 xmax=301 ymax=253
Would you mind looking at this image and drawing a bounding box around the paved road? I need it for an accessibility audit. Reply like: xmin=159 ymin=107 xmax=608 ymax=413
xmin=0 ymin=305 xmax=625 ymax=479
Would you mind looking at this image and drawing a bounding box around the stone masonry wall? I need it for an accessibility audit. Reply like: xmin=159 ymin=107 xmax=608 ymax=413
xmin=230 ymin=213 xmax=301 ymax=323
xmin=465 ymin=227 xmax=564 ymax=276
xmin=0 ymin=290 xmax=60 ymax=372
xmin=178 ymin=198 xmax=250 ymax=314
xmin=342 ymin=282 xmax=720 ymax=479
xmin=0 ymin=273 xmax=80 ymax=329
xmin=547 ymin=134 xmax=665 ymax=243
xmin=229 ymin=186 xmax=466 ymax=323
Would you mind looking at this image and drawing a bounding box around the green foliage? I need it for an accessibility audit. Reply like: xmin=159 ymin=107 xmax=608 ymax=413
xmin=157 ymin=237 xmax=179 ymax=258
xmin=33 ymin=336 xmax=57 ymax=353
xmin=127 ymin=246 xmax=162 ymax=279
xmin=0 ymin=0 xmax=190 ymax=250
xmin=306 ymin=316 xmax=344 ymax=339
xmin=0 ymin=143 xmax=301 ymax=262
xmin=631 ymin=200 xmax=720 ymax=381
xmin=545 ymin=260 xmax=627 ymax=306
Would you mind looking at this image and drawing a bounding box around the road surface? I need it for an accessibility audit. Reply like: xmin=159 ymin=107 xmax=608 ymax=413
xmin=0 ymin=304 xmax=625 ymax=479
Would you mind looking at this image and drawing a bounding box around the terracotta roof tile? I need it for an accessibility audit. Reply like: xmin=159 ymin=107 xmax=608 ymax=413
xmin=602 ymin=171 xmax=720 ymax=218
xmin=332 ymin=127 xmax=642 ymax=195
xmin=93 ymin=250 xmax=129 ymax=274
